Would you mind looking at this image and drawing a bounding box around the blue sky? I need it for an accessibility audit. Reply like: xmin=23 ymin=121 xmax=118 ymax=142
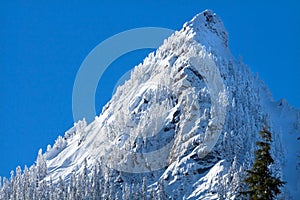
xmin=0 ymin=0 xmax=299 ymax=178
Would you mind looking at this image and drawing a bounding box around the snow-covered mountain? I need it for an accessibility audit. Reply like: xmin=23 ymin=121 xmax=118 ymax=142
xmin=1 ymin=9 xmax=299 ymax=199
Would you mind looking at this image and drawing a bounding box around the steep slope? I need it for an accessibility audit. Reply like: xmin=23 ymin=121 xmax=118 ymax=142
xmin=1 ymin=9 xmax=299 ymax=199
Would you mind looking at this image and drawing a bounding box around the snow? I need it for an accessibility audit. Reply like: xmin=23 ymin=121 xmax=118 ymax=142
xmin=39 ymin=10 xmax=299 ymax=199
xmin=1 ymin=9 xmax=299 ymax=199
xmin=260 ymin=91 xmax=300 ymax=198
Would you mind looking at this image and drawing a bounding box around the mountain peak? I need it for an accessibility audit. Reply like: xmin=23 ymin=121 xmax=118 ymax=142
xmin=1 ymin=10 xmax=299 ymax=200
xmin=183 ymin=9 xmax=229 ymax=49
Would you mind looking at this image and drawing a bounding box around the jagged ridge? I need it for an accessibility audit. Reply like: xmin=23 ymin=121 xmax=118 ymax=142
xmin=1 ymin=9 xmax=299 ymax=200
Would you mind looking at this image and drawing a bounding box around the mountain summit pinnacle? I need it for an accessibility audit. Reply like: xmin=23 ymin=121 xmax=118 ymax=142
xmin=183 ymin=9 xmax=229 ymax=49
xmin=0 ymin=10 xmax=299 ymax=200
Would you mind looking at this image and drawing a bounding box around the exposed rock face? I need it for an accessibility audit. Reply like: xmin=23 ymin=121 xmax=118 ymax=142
xmin=1 ymin=9 xmax=299 ymax=200
xmin=44 ymin=9 xmax=300 ymax=199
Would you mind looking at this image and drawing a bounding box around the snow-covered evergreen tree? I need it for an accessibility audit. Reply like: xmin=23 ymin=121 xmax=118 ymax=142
xmin=0 ymin=9 xmax=299 ymax=200
xmin=68 ymin=172 xmax=77 ymax=200
xmin=54 ymin=136 xmax=67 ymax=150
xmin=56 ymin=176 xmax=67 ymax=200
xmin=36 ymin=149 xmax=47 ymax=181
xmin=141 ymin=177 xmax=147 ymax=200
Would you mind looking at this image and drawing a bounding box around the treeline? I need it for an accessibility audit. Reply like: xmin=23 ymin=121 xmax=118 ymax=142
xmin=0 ymin=159 xmax=168 ymax=200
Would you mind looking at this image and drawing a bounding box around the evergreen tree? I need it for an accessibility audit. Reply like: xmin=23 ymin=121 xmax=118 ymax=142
xmin=36 ymin=148 xmax=47 ymax=181
xmin=241 ymin=127 xmax=285 ymax=200
xmin=149 ymin=185 xmax=155 ymax=199
xmin=141 ymin=177 xmax=147 ymax=200
xmin=14 ymin=166 xmax=22 ymax=200
xmin=157 ymin=180 xmax=168 ymax=200
xmin=9 ymin=170 xmax=15 ymax=200
xmin=49 ymin=177 xmax=54 ymax=200
xmin=2 ymin=177 xmax=10 ymax=200
xmin=23 ymin=166 xmax=30 ymax=200
xmin=82 ymin=158 xmax=90 ymax=199
xmin=76 ymin=174 xmax=84 ymax=199
xmin=122 ymin=182 xmax=130 ymax=200
xmin=57 ymin=176 xmax=66 ymax=200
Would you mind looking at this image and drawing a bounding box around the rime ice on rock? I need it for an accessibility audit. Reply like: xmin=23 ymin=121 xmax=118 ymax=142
xmin=1 ymin=10 xmax=299 ymax=200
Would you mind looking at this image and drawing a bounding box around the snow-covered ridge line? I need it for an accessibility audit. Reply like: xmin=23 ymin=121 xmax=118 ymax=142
xmin=1 ymin=9 xmax=299 ymax=200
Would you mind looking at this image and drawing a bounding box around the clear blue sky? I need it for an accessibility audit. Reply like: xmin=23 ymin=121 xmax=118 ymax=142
xmin=0 ymin=0 xmax=299 ymax=178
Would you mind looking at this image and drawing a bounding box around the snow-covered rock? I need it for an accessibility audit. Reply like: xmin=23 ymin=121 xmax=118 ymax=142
xmin=1 ymin=9 xmax=299 ymax=200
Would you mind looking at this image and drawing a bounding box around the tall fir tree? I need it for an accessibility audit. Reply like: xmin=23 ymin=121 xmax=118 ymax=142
xmin=241 ymin=127 xmax=285 ymax=200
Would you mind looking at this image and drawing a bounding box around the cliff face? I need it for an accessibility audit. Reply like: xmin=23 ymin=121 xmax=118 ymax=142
xmin=45 ymin=9 xmax=300 ymax=199
xmin=2 ymin=9 xmax=299 ymax=200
